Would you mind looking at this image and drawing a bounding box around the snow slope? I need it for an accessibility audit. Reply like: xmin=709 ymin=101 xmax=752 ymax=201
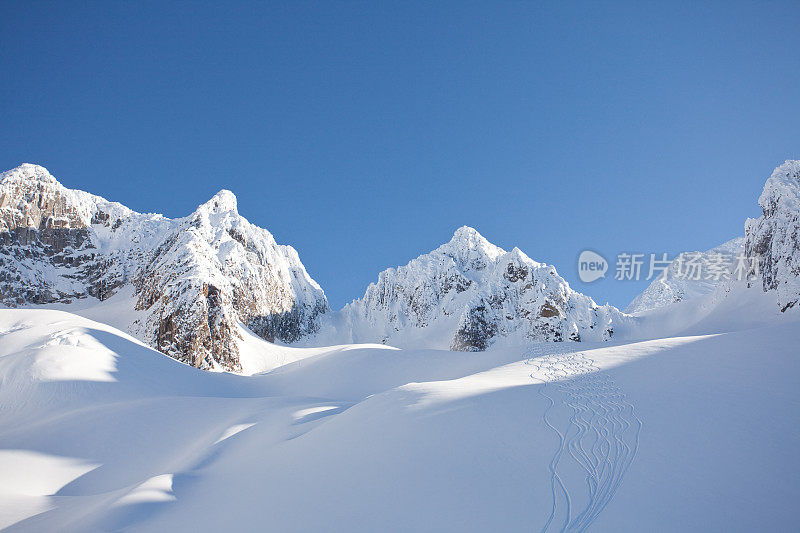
xmin=1 ymin=291 xmax=798 ymax=532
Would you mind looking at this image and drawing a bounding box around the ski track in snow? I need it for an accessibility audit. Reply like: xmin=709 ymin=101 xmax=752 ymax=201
xmin=527 ymin=346 xmax=642 ymax=532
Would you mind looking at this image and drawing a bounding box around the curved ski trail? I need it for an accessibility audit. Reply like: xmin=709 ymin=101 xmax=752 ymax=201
xmin=527 ymin=345 xmax=642 ymax=532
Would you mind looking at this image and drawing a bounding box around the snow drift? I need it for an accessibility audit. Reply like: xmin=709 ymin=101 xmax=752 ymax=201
xmin=0 ymin=286 xmax=798 ymax=531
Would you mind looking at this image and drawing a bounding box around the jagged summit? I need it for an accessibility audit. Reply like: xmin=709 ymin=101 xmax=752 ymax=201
xmin=338 ymin=226 xmax=627 ymax=350
xmin=424 ymin=226 xmax=507 ymax=282
xmin=448 ymin=225 xmax=489 ymax=245
xmin=0 ymin=163 xmax=101 ymax=232
xmin=760 ymin=160 xmax=800 ymax=214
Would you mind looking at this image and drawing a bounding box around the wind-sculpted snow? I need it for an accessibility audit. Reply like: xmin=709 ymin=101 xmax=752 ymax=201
xmin=0 ymin=164 xmax=328 ymax=371
xmin=342 ymin=226 xmax=628 ymax=350
xmin=745 ymin=160 xmax=800 ymax=312
xmin=2 ymin=303 xmax=798 ymax=531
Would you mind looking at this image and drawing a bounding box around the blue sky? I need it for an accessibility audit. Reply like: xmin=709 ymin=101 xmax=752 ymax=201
xmin=2 ymin=1 xmax=798 ymax=309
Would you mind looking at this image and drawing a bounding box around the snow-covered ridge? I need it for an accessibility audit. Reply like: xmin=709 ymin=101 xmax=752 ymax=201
xmin=0 ymin=164 xmax=328 ymax=371
xmin=337 ymin=226 xmax=629 ymax=350
xmin=0 ymin=163 xmax=137 ymax=229
xmin=626 ymin=237 xmax=745 ymax=314
xmin=5 ymin=159 xmax=798 ymax=370
xmin=745 ymin=160 xmax=800 ymax=312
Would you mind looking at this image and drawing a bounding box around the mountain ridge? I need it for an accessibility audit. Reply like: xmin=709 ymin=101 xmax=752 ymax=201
xmin=331 ymin=225 xmax=629 ymax=350
xmin=3 ymin=159 xmax=798 ymax=370
xmin=0 ymin=163 xmax=328 ymax=371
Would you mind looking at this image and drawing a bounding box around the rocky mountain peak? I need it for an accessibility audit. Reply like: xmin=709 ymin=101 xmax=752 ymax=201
xmin=758 ymin=160 xmax=800 ymax=217
xmin=0 ymin=163 xmax=96 ymax=234
xmin=340 ymin=227 xmax=627 ymax=350
xmin=0 ymin=165 xmax=328 ymax=372
xmin=443 ymin=226 xmax=501 ymax=253
xmin=450 ymin=225 xmax=485 ymax=242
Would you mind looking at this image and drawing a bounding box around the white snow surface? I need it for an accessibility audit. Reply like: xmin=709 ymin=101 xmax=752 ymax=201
xmin=0 ymin=283 xmax=798 ymax=531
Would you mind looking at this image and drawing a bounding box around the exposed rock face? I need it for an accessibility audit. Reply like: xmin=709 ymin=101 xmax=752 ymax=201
xmin=0 ymin=164 xmax=89 ymax=234
xmin=0 ymin=164 xmax=328 ymax=371
xmin=626 ymin=238 xmax=745 ymax=314
xmin=130 ymin=191 xmax=328 ymax=370
xmin=0 ymin=164 xmax=114 ymax=305
xmin=745 ymin=160 xmax=800 ymax=312
xmin=343 ymin=226 xmax=626 ymax=350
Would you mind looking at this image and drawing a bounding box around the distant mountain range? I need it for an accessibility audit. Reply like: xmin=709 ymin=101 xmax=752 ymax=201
xmin=2 ymin=160 xmax=798 ymax=370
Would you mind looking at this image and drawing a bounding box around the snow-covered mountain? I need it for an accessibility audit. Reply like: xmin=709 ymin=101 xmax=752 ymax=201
xmin=5 ymin=159 xmax=797 ymax=370
xmin=335 ymin=226 xmax=629 ymax=350
xmin=626 ymin=237 xmax=745 ymax=314
xmin=0 ymin=164 xmax=328 ymax=371
xmin=745 ymin=160 xmax=800 ymax=312
xmin=2 ymin=160 xmax=800 ymax=531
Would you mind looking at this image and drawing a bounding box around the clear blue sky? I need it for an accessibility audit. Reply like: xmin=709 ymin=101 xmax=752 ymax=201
xmin=2 ymin=1 xmax=798 ymax=309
